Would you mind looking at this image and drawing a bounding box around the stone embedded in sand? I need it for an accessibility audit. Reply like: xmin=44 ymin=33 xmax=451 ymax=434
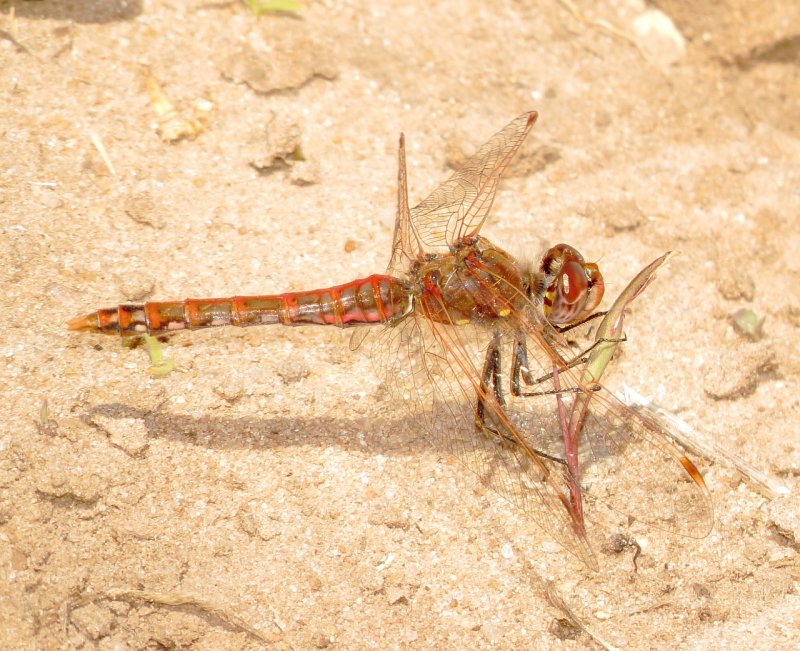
xmin=632 ymin=9 xmax=686 ymax=67
xmin=703 ymin=345 xmax=776 ymax=400
xmin=220 ymin=33 xmax=337 ymax=95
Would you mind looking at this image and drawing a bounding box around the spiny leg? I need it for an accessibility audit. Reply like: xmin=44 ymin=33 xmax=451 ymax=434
xmin=510 ymin=333 xmax=580 ymax=397
xmin=552 ymin=310 xmax=606 ymax=334
xmin=475 ymin=332 xmax=570 ymax=466
xmin=534 ymin=312 xmax=626 ymax=384
xmin=475 ymin=331 xmax=506 ymax=438
xmin=535 ymin=311 xmax=625 ymax=384
xmin=511 ymin=331 xmax=616 ymax=395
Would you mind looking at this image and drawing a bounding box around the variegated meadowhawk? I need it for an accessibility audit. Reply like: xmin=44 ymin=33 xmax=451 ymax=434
xmin=70 ymin=112 xmax=713 ymax=568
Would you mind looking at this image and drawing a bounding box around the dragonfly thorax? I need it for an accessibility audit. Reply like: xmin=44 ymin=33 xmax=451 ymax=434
xmin=413 ymin=236 xmax=529 ymax=327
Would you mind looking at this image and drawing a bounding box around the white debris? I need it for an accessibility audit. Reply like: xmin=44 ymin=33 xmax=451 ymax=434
xmin=632 ymin=9 xmax=686 ymax=67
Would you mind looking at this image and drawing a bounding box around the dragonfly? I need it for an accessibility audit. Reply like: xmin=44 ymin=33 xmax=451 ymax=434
xmin=69 ymin=112 xmax=713 ymax=569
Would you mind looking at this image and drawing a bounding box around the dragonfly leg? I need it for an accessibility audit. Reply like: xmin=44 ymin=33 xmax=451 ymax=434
xmin=511 ymin=332 xmax=616 ymax=395
xmin=475 ymin=331 xmax=538 ymax=448
xmin=475 ymin=332 xmax=506 ymax=435
xmin=510 ymin=334 xmax=577 ymax=397
xmin=551 ymin=310 xmax=606 ymax=334
xmin=529 ymin=334 xmax=625 ymax=386
xmin=474 ymin=334 xmax=572 ymax=467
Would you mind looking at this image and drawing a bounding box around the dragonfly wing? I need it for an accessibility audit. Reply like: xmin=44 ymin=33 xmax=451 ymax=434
xmin=409 ymin=112 xmax=537 ymax=253
xmin=572 ymin=387 xmax=714 ymax=538
xmin=499 ymin=309 xmax=714 ymax=540
xmin=387 ymin=133 xmax=424 ymax=277
xmin=368 ymin=311 xmax=599 ymax=569
xmin=348 ymin=326 xmax=372 ymax=352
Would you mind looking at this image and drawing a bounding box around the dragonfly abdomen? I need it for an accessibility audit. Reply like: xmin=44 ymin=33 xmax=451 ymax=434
xmin=68 ymin=275 xmax=409 ymax=336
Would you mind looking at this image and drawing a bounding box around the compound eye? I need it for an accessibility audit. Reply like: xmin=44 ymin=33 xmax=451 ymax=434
xmin=559 ymin=261 xmax=588 ymax=304
xmin=581 ymin=262 xmax=605 ymax=312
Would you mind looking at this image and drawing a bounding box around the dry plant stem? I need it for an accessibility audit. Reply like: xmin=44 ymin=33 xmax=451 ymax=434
xmin=622 ymin=385 xmax=789 ymax=500
xmin=582 ymin=249 xmax=787 ymax=499
xmin=556 ymin=0 xmax=648 ymax=61
xmin=569 ymin=251 xmax=675 ymax=442
xmin=89 ymin=131 xmax=116 ymax=176
xmin=594 ymin=249 xmax=787 ymax=501
xmin=581 ymin=252 xmax=677 ymax=396
xmin=559 ymin=253 xmax=675 ymax=533
xmin=553 ymin=363 xmax=585 ymax=528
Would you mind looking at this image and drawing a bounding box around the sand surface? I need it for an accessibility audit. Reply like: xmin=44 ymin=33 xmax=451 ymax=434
xmin=1 ymin=0 xmax=799 ymax=648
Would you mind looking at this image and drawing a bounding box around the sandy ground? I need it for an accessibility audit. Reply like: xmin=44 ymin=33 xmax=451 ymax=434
xmin=1 ymin=0 xmax=799 ymax=649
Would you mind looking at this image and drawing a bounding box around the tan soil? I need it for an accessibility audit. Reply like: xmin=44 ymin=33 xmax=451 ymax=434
xmin=1 ymin=1 xmax=799 ymax=649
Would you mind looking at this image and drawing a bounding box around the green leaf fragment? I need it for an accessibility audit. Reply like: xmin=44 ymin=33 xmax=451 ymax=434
xmin=244 ymin=0 xmax=301 ymax=16
xmin=731 ymin=308 xmax=765 ymax=341
xmin=291 ymin=144 xmax=306 ymax=161
xmin=39 ymin=398 xmax=50 ymax=426
xmin=36 ymin=398 xmax=59 ymax=436
xmin=144 ymin=335 xmax=175 ymax=377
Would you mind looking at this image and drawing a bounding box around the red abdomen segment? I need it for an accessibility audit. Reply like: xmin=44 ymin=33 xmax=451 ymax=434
xmin=68 ymin=275 xmax=409 ymax=336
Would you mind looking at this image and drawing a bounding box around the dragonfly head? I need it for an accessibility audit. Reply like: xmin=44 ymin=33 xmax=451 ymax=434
xmin=538 ymin=244 xmax=604 ymax=326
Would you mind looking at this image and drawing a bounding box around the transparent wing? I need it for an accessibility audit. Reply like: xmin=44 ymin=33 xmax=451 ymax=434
xmin=408 ymin=111 xmax=537 ymax=254
xmin=575 ymin=387 xmax=713 ymax=538
xmin=386 ymin=133 xmax=422 ymax=278
xmin=365 ymin=256 xmax=712 ymax=570
xmin=497 ymin=302 xmax=714 ymax=541
xmin=367 ymin=309 xmax=599 ymax=569
xmin=348 ymin=326 xmax=372 ymax=352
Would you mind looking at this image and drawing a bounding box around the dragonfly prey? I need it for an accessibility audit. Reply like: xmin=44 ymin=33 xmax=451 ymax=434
xmin=69 ymin=112 xmax=713 ymax=568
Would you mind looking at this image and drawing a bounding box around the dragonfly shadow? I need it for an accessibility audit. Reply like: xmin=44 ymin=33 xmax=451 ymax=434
xmin=87 ymin=402 xmax=432 ymax=458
